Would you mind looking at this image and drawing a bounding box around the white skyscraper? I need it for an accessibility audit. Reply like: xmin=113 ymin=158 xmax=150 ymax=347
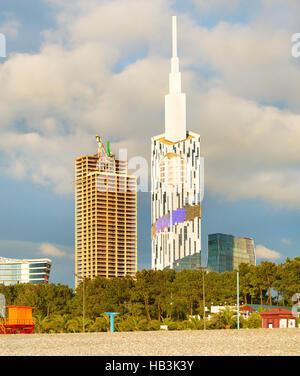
xmin=151 ymin=16 xmax=203 ymax=271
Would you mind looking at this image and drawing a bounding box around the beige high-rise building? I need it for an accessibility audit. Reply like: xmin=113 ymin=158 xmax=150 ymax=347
xmin=75 ymin=136 xmax=137 ymax=287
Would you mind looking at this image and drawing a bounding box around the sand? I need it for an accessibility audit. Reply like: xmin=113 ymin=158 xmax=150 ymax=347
xmin=0 ymin=328 xmax=299 ymax=356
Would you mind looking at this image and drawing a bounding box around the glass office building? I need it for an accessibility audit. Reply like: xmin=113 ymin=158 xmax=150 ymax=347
xmin=207 ymin=233 xmax=256 ymax=273
xmin=171 ymin=253 xmax=202 ymax=272
xmin=0 ymin=257 xmax=52 ymax=286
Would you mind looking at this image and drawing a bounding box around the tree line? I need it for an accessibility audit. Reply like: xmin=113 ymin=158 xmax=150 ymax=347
xmin=0 ymin=257 xmax=299 ymax=332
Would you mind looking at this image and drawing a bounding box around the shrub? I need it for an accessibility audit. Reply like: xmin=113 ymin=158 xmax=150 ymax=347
xmin=89 ymin=316 xmax=109 ymax=332
xmin=137 ymin=319 xmax=149 ymax=331
xmin=247 ymin=313 xmax=262 ymax=329
xmin=176 ymin=320 xmax=193 ymax=330
xmin=189 ymin=317 xmax=204 ymax=330
xmin=161 ymin=318 xmax=178 ymax=330
xmin=116 ymin=316 xmax=139 ymax=332
xmin=148 ymin=320 xmax=161 ymax=331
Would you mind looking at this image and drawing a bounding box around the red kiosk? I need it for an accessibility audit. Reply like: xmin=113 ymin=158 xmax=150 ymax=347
xmin=0 ymin=306 xmax=35 ymax=334
xmin=260 ymin=307 xmax=296 ymax=329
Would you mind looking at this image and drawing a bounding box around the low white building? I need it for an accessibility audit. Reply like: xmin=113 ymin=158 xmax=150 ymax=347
xmin=210 ymin=305 xmax=236 ymax=314
xmin=0 ymin=257 xmax=52 ymax=285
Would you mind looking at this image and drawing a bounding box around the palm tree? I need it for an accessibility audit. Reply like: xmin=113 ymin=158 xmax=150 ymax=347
xmin=33 ymin=313 xmax=48 ymax=333
xmin=211 ymin=306 xmax=236 ymax=329
xmin=66 ymin=317 xmax=82 ymax=333
xmin=51 ymin=314 xmax=70 ymax=333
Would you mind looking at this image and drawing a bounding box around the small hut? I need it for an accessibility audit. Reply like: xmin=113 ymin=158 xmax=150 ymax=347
xmin=259 ymin=307 xmax=296 ymax=329
xmin=0 ymin=306 xmax=35 ymax=334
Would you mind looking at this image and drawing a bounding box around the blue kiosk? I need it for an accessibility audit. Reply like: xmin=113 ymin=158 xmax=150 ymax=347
xmin=104 ymin=312 xmax=119 ymax=333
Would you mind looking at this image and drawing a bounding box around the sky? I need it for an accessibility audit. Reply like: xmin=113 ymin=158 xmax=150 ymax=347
xmin=0 ymin=0 xmax=300 ymax=289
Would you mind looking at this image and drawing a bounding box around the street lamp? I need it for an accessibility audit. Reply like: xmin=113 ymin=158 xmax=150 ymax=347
xmin=74 ymin=272 xmax=86 ymax=333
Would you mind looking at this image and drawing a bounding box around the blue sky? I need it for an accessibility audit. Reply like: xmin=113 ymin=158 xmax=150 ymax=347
xmin=0 ymin=0 xmax=300 ymax=289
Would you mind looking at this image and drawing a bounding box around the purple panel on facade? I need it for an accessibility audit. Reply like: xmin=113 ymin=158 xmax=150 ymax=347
xmin=172 ymin=207 xmax=186 ymax=225
xmin=155 ymin=213 xmax=170 ymax=233
xmin=155 ymin=207 xmax=186 ymax=233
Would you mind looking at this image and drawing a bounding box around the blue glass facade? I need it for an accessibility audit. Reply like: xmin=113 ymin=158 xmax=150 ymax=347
xmin=207 ymin=233 xmax=256 ymax=273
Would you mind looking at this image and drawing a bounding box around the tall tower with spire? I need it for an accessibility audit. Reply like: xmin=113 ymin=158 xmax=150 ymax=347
xmin=165 ymin=16 xmax=186 ymax=143
xmin=151 ymin=16 xmax=202 ymax=271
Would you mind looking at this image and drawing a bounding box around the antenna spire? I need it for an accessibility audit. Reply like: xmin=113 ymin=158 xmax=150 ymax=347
xmin=165 ymin=16 xmax=186 ymax=142
xmin=172 ymin=15 xmax=177 ymax=58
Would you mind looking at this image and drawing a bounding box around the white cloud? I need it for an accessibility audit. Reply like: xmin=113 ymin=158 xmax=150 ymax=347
xmin=0 ymin=240 xmax=74 ymax=285
xmin=181 ymin=21 xmax=300 ymax=109
xmin=0 ymin=240 xmax=73 ymax=260
xmin=193 ymin=0 xmax=239 ymax=13
xmin=39 ymin=243 xmax=72 ymax=258
xmin=194 ymin=88 xmax=300 ymax=207
xmin=281 ymin=237 xmax=292 ymax=245
xmin=255 ymin=244 xmax=282 ymax=260
xmin=0 ymin=0 xmax=300 ymax=210
xmin=0 ymin=13 xmax=20 ymax=38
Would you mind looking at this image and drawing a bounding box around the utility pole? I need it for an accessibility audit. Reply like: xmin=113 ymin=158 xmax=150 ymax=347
xmin=74 ymin=272 xmax=86 ymax=333
xmin=237 ymin=271 xmax=240 ymax=330
xmin=192 ymin=261 xmax=207 ymax=330
xmin=202 ymin=267 xmax=206 ymax=330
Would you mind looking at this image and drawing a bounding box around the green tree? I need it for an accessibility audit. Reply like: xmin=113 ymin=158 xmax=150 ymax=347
xmin=151 ymin=269 xmax=175 ymax=321
xmin=131 ymin=270 xmax=156 ymax=321
xmin=277 ymin=257 xmax=300 ymax=305
xmin=210 ymin=306 xmax=237 ymax=329
xmin=239 ymin=263 xmax=253 ymax=304
xmin=254 ymin=264 xmax=268 ymax=305
xmin=259 ymin=261 xmax=277 ymax=305
xmin=66 ymin=317 xmax=82 ymax=333
xmin=172 ymin=270 xmax=201 ymax=319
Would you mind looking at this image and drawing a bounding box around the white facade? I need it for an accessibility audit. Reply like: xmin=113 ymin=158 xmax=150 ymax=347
xmin=210 ymin=306 xmax=236 ymax=314
xmin=151 ymin=16 xmax=202 ymax=271
xmin=0 ymin=257 xmax=52 ymax=285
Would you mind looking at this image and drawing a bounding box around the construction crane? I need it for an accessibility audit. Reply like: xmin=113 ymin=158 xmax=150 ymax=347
xmin=96 ymin=134 xmax=112 ymax=158
xmin=95 ymin=134 xmax=108 ymax=158
xmin=74 ymin=135 xmax=112 ymax=186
